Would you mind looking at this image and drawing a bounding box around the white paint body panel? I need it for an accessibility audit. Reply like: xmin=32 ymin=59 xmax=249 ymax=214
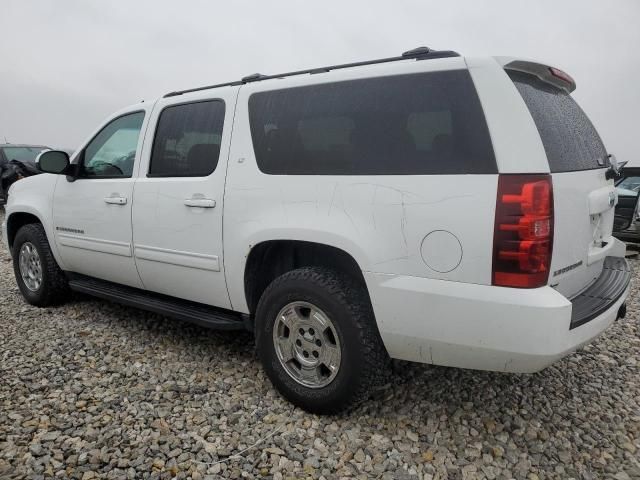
xmin=465 ymin=57 xmax=550 ymax=174
xmin=365 ymin=253 xmax=628 ymax=372
xmin=2 ymin=55 xmax=629 ymax=374
xmin=225 ymin=56 xmax=497 ymax=314
xmin=131 ymin=88 xmax=237 ymax=308
xmin=551 ymin=170 xmax=617 ymax=296
xmin=469 ymin=57 xmax=619 ymax=298
xmin=2 ymin=174 xmax=65 ymax=267
xmin=51 ymin=103 xmax=153 ymax=288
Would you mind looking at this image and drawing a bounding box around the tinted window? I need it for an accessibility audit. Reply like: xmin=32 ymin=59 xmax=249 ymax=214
xmin=149 ymin=100 xmax=225 ymax=177
xmin=616 ymin=176 xmax=640 ymax=194
xmin=82 ymin=112 xmax=145 ymax=178
xmin=508 ymin=71 xmax=607 ymax=173
xmin=2 ymin=146 xmax=47 ymax=163
xmin=248 ymin=71 xmax=495 ymax=175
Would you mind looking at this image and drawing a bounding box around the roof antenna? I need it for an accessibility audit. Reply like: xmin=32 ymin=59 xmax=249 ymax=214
xmin=3 ymin=136 xmax=8 ymax=144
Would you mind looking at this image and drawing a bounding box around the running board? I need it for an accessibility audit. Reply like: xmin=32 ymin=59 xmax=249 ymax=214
xmin=67 ymin=275 xmax=248 ymax=331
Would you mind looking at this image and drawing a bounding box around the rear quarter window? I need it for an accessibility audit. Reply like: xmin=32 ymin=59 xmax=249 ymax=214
xmin=508 ymin=71 xmax=607 ymax=173
xmin=248 ymin=70 xmax=496 ymax=175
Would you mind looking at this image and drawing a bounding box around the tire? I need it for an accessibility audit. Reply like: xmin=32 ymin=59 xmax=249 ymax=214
xmin=12 ymin=223 xmax=69 ymax=307
xmin=255 ymin=267 xmax=390 ymax=414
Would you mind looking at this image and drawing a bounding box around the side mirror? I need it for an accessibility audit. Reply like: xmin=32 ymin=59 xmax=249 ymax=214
xmin=37 ymin=150 xmax=70 ymax=174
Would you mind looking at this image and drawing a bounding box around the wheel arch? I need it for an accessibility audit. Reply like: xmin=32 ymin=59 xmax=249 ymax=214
xmin=5 ymin=208 xmax=66 ymax=272
xmin=6 ymin=211 xmax=44 ymax=251
xmin=243 ymin=239 xmax=370 ymax=315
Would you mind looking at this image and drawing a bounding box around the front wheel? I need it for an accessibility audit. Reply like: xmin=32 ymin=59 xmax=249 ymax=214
xmin=12 ymin=223 xmax=69 ymax=307
xmin=255 ymin=267 xmax=390 ymax=414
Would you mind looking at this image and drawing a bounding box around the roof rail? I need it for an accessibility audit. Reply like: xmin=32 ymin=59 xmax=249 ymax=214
xmin=163 ymin=46 xmax=460 ymax=98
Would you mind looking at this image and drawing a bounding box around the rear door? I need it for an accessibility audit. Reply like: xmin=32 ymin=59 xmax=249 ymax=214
xmin=131 ymin=88 xmax=237 ymax=308
xmin=507 ymin=68 xmax=617 ymax=298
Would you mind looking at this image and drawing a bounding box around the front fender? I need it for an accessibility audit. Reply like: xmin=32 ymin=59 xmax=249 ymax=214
xmin=4 ymin=174 xmax=66 ymax=269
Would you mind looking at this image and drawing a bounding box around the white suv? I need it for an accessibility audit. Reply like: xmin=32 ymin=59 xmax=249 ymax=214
xmin=2 ymin=48 xmax=631 ymax=413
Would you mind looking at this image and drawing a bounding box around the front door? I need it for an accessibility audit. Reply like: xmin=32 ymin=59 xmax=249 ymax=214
xmin=53 ymin=109 xmax=149 ymax=288
xmin=131 ymin=89 xmax=237 ymax=308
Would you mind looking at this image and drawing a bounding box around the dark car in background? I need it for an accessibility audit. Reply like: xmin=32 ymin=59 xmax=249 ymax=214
xmin=614 ymin=166 xmax=640 ymax=243
xmin=0 ymin=144 xmax=49 ymax=204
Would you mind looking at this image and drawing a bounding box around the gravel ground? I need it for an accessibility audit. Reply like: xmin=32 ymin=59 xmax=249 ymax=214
xmin=0 ymin=210 xmax=639 ymax=480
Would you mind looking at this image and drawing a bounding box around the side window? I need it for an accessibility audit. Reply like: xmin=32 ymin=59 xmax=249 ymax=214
xmin=82 ymin=112 xmax=145 ymax=178
xmin=407 ymin=111 xmax=452 ymax=152
xmin=248 ymin=71 xmax=496 ymax=175
xmin=149 ymin=100 xmax=225 ymax=177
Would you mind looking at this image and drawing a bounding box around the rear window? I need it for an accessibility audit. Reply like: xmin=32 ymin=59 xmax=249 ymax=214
xmin=248 ymin=71 xmax=496 ymax=175
xmin=508 ymin=71 xmax=607 ymax=173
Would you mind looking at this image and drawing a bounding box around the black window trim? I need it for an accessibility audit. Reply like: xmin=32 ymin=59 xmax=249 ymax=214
xmin=247 ymin=70 xmax=497 ymax=176
xmin=146 ymin=98 xmax=226 ymax=179
xmin=75 ymin=110 xmax=146 ymax=180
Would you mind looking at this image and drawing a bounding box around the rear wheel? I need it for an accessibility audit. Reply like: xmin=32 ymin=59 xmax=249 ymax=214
xmin=255 ymin=267 xmax=390 ymax=414
xmin=12 ymin=223 xmax=69 ymax=307
xmin=272 ymin=300 xmax=342 ymax=389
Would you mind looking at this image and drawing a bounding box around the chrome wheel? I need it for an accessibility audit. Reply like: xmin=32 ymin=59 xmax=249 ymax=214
xmin=18 ymin=242 xmax=43 ymax=292
xmin=273 ymin=301 xmax=342 ymax=389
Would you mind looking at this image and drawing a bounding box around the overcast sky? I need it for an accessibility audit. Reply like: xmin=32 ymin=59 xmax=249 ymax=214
xmin=1 ymin=0 xmax=638 ymax=164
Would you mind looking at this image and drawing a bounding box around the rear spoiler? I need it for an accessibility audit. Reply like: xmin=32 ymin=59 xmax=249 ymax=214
xmin=494 ymin=57 xmax=576 ymax=93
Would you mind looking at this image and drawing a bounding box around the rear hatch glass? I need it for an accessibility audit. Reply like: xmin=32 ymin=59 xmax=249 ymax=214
xmin=508 ymin=70 xmax=615 ymax=299
xmin=508 ymin=71 xmax=607 ymax=172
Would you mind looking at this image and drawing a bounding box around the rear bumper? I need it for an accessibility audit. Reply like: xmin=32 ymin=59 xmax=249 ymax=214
xmin=365 ymin=256 xmax=631 ymax=373
xmin=570 ymin=256 xmax=630 ymax=329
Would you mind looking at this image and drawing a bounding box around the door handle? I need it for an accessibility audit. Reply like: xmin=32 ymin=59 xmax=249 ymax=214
xmin=104 ymin=195 xmax=127 ymax=205
xmin=184 ymin=197 xmax=216 ymax=208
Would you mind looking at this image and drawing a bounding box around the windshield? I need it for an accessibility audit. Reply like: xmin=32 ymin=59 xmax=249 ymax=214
xmin=2 ymin=146 xmax=47 ymax=163
xmin=616 ymin=175 xmax=640 ymax=193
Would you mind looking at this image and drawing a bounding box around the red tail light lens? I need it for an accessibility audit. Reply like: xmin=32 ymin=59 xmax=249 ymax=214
xmin=492 ymin=174 xmax=554 ymax=288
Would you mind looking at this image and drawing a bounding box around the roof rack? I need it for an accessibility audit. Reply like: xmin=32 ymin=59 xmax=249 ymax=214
xmin=163 ymin=46 xmax=460 ymax=98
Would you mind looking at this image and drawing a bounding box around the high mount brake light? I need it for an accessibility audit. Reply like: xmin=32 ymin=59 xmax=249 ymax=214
xmin=549 ymin=67 xmax=574 ymax=86
xmin=492 ymin=175 xmax=554 ymax=288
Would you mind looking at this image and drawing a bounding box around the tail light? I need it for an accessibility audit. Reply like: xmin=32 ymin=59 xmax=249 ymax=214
xmin=492 ymin=174 xmax=553 ymax=288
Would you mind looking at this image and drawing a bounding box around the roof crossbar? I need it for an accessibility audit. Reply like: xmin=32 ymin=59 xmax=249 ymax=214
xmin=163 ymin=46 xmax=460 ymax=98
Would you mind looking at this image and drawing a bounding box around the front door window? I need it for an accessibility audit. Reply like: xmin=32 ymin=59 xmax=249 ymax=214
xmin=82 ymin=112 xmax=145 ymax=178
